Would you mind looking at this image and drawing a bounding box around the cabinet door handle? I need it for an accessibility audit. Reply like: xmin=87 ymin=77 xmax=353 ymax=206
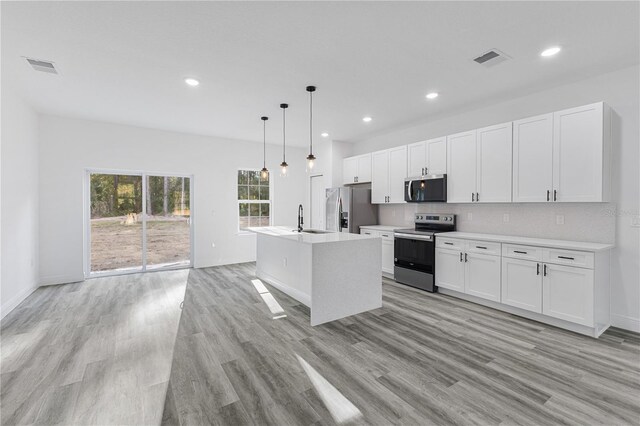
xmin=514 ymin=250 xmax=528 ymax=254
xmin=476 ymin=192 xmax=479 ymax=202
xmin=476 ymin=246 xmax=487 ymax=249
xmin=554 ymin=190 xmax=557 ymax=201
xmin=464 ymin=253 xmax=468 ymax=262
xmin=543 ymin=264 xmax=547 ymax=276
xmin=459 ymin=252 xmax=463 ymax=262
xmin=472 ymin=193 xmax=475 ymax=202
xmin=536 ymin=263 xmax=540 ymax=275
xmin=547 ymin=190 xmax=550 ymax=202
xmin=425 ymin=167 xmax=428 ymax=175
xmin=422 ymin=167 xmax=424 ymax=175
xmin=444 ymin=242 xmax=453 ymax=245
xmin=558 ymin=256 xmax=574 ymax=260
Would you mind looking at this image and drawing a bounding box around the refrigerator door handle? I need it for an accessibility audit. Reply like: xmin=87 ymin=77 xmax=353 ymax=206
xmin=338 ymin=196 xmax=343 ymax=232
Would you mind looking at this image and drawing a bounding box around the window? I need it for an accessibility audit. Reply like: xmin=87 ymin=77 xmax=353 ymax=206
xmin=238 ymin=170 xmax=271 ymax=231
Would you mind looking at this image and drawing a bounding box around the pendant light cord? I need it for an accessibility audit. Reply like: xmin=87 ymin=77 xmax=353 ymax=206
xmin=309 ymin=90 xmax=313 ymax=155
xmin=263 ymin=119 xmax=266 ymax=168
xmin=282 ymin=107 xmax=286 ymax=162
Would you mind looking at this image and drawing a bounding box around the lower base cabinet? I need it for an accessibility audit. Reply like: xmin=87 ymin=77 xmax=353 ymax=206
xmin=361 ymin=228 xmax=395 ymax=276
xmin=465 ymin=252 xmax=501 ymax=302
xmin=436 ymin=234 xmax=610 ymax=337
xmin=502 ymin=257 xmax=543 ymax=313
xmin=543 ymin=263 xmax=594 ymax=327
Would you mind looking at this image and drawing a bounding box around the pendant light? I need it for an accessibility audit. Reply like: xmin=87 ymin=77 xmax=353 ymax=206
xmin=260 ymin=116 xmax=269 ymax=179
xmin=279 ymin=103 xmax=289 ymax=177
xmin=305 ymin=85 xmax=317 ymax=172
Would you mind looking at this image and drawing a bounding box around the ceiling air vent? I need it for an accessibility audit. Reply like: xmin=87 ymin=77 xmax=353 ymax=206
xmin=473 ymin=49 xmax=510 ymax=68
xmin=25 ymin=58 xmax=58 ymax=74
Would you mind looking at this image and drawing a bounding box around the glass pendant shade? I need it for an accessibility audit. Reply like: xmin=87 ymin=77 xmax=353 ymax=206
xmin=306 ymin=154 xmax=316 ymax=172
xmin=279 ymin=161 xmax=288 ymax=177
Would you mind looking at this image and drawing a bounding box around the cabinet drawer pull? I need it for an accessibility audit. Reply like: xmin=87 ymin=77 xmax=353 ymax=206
xmin=476 ymin=246 xmax=487 ymax=249
xmin=444 ymin=242 xmax=454 ymax=245
xmin=558 ymin=256 xmax=575 ymax=260
xmin=514 ymin=250 xmax=528 ymax=254
xmin=381 ymin=234 xmax=389 ymax=237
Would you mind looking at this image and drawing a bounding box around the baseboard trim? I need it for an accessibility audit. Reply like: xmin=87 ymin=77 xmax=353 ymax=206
xmin=0 ymin=285 xmax=38 ymax=320
xmin=611 ymin=314 xmax=640 ymax=333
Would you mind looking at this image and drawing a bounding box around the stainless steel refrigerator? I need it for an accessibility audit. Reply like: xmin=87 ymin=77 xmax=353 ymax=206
xmin=325 ymin=187 xmax=378 ymax=233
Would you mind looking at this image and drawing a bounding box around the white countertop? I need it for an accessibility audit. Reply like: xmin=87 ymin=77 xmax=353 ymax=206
xmin=438 ymin=231 xmax=613 ymax=252
xmin=359 ymin=225 xmax=401 ymax=232
xmin=248 ymin=226 xmax=379 ymax=244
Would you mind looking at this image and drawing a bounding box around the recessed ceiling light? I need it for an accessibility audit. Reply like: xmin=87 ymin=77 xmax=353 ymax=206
xmin=362 ymin=116 xmax=372 ymax=123
xmin=184 ymin=77 xmax=200 ymax=87
xmin=426 ymin=92 xmax=439 ymax=100
xmin=321 ymin=132 xmax=329 ymax=137
xmin=540 ymin=46 xmax=561 ymax=57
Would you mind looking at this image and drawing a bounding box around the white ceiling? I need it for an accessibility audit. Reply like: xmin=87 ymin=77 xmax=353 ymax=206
xmin=2 ymin=1 xmax=638 ymax=146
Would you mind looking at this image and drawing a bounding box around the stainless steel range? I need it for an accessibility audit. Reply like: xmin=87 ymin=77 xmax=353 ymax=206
xmin=394 ymin=213 xmax=456 ymax=292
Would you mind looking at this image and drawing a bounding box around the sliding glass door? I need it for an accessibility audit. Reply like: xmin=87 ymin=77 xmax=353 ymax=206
xmin=87 ymin=171 xmax=192 ymax=277
xmin=146 ymin=176 xmax=191 ymax=269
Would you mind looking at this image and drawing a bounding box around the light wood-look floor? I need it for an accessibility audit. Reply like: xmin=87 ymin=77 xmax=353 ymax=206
xmin=163 ymin=263 xmax=640 ymax=426
xmin=1 ymin=269 xmax=187 ymax=425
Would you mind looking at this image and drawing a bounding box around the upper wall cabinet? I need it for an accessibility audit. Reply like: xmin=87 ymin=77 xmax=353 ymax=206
xmin=447 ymin=123 xmax=512 ymax=203
xmin=446 ymin=130 xmax=477 ymax=203
xmin=553 ymin=102 xmax=610 ymax=202
xmin=513 ymin=113 xmax=554 ymax=202
xmin=372 ymin=146 xmax=407 ymax=204
xmin=342 ymin=153 xmax=372 ymax=185
xmin=514 ymin=102 xmax=610 ymax=202
xmin=407 ymin=137 xmax=447 ymax=177
xmin=476 ymin=122 xmax=513 ymax=203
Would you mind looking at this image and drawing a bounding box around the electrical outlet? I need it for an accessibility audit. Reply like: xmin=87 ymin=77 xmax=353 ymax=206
xmin=503 ymin=213 xmax=510 ymax=223
xmin=467 ymin=212 xmax=473 ymax=221
xmin=556 ymin=215 xmax=565 ymax=225
xmin=283 ymin=257 xmax=288 ymax=267
xmin=632 ymin=215 xmax=640 ymax=227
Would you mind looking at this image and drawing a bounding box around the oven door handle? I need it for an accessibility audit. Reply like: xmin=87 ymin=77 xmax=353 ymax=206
xmin=406 ymin=180 xmax=413 ymax=201
xmin=394 ymin=233 xmax=433 ymax=241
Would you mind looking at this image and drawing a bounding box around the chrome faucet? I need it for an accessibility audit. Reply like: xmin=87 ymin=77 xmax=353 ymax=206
xmin=297 ymin=204 xmax=304 ymax=232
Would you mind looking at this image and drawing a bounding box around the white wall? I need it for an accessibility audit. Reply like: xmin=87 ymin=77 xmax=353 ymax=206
xmin=38 ymin=115 xmax=308 ymax=285
xmin=1 ymin=86 xmax=40 ymax=318
xmin=351 ymin=65 xmax=640 ymax=332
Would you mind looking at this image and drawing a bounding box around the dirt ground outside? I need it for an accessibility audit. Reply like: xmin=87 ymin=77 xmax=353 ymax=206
xmin=91 ymin=216 xmax=190 ymax=272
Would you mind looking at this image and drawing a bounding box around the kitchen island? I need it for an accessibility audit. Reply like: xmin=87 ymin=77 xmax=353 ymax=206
xmin=248 ymin=226 xmax=382 ymax=325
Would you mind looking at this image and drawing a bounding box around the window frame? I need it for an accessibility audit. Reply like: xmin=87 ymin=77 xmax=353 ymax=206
xmin=237 ymin=168 xmax=272 ymax=234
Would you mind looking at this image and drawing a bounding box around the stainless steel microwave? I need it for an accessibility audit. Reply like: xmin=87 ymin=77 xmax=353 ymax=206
xmin=404 ymin=175 xmax=447 ymax=202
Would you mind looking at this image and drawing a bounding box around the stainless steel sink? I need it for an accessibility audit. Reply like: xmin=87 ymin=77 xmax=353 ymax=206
xmin=298 ymin=229 xmax=333 ymax=234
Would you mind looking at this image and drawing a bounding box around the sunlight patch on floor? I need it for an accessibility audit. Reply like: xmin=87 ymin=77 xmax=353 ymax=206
xmin=251 ymin=279 xmax=287 ymax=319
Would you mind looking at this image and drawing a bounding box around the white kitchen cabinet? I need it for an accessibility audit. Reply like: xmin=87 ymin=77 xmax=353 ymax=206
xmin=407 ymin=137 xmax=447 ymax=177
xmin=465 ymin=252 xmax=501 ymax=302
xmin=513 ymin=113 xmax=554 ymax=202
xmin=381 ymin=239 xmax=394 ymax=275
xmin=436 ymin=232 xmax=610 ymax=337
xmin=371 ymin=150 xmax=389 ymax=204
xmin=501 ymin=257 xmax=542 ymax=313
xmin=553 ymin=102 xmax=609 ymax=202
xmin=388 ymin=146 xmax=407 ymax=203
xmin=476 ymin=122 xmax=512 ymax=203
xmin=407 ymin=141 xmax=426 ymax=177
xmin=446 ymin=130 xmax=477 ymax=203
xmin=371 ymin=147 xmax=407 ymax=204
xmin=435 ymin=248 xmax=465 ymax=292
xmin=360 ymin=227 xmax=395 ymax=276
xmin=426 ymin=137 xmax=447 ymax=175
xmin=543 ymin=263 xmax=594 ymax=327
xmin=342 ymin=153 xmax=372 ymax=185
xmin=435 ymin=240 xmax=501 ymax=301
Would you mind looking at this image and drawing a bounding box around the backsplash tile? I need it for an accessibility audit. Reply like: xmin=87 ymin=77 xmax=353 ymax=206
xmin=379 ymin=203 xmax=616 ymax=244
